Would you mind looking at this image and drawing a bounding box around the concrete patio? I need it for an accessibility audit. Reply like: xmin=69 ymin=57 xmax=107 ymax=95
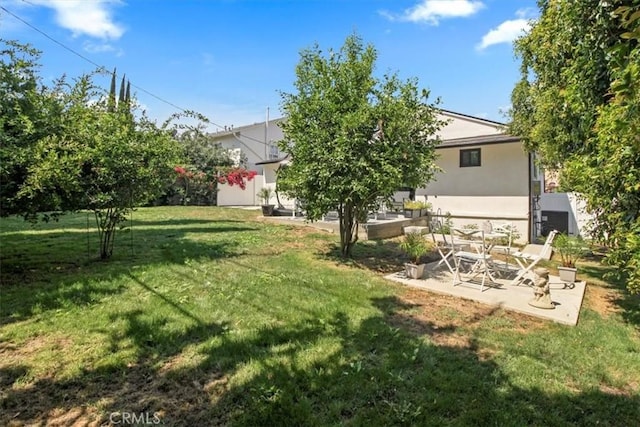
xmin=263 ymin=211 xmax=429 ymax=240
xmin=385 ymin=261 xmax=587 ymax=326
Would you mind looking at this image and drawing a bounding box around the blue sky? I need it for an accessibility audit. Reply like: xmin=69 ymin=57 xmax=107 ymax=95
xmin=2 ymin=0 xmax=538 ymax=131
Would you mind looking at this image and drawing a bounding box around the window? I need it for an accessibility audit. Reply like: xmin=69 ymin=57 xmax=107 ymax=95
xmin=460 ymin=148 xmax=481 ymax=167
xmin=269 ymin=143 xmax=280 ymax=160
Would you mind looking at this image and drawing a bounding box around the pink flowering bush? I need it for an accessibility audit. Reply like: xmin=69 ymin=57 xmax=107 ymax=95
xmin=217 ymin=167 xmax=257 ymax=190
xmin=169 ymin=165 xmax=257 ymax=205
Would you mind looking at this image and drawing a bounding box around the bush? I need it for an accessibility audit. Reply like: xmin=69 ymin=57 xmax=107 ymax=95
xmin=553 ymin=234 xmax=588 ymax=268
xmin=399 ymin=232 xmax=433 ymax=264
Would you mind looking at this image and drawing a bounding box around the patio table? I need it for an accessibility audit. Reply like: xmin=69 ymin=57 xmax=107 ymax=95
xmin=452 ymin=229 xmax=507 ymax=254
xmin=450 ymin=228 xmax=506 ymax=291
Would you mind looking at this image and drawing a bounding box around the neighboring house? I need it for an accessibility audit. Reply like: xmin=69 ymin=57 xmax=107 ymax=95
xmin=214 ymin=109 xmax=591 ymax=243
xmin=209 ymin=117 xmax=286 ymax=207
xmin=209 ymin=117 xmax=285 ymax=172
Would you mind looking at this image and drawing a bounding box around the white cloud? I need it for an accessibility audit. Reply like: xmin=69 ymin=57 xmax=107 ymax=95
xmin=33 ymin=0 xmax=124 ymax=40
xmin=476 ymin=18 xmax=531 ymax=50
xmin=83 ymin=41 xmax=123 ymax=56
xmin=515 ymin=7 xmax=537 ymax=19
xmin=382 ymin=0 xmax=485 ymax=25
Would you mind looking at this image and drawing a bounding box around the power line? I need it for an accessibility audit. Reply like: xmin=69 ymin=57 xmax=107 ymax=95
xmin=1 ymin=4 xmax=228 ymax=131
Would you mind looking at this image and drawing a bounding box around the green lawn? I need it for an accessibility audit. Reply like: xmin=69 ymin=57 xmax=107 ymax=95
xmin=1 ymin=206 xmax=639 ymax=426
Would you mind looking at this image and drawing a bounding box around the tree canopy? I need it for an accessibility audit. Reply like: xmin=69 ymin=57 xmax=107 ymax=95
xmin=277 ymin=34 xmax=445 ymax=257
xmin=509 ymin=1 xmax=640 ymax=293
xmin=1 ymin=39 xmax=182 ymax=259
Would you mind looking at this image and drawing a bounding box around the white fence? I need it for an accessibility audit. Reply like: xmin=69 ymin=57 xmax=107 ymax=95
xmin=539 ymin=192 xmax=594 ymax=237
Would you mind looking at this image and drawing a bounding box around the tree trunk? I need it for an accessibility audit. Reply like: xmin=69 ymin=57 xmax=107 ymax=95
xmin=95 ymin=208 xmax=118 ymax=260
xmin=338 ymin=202 xmax=359 ymax=257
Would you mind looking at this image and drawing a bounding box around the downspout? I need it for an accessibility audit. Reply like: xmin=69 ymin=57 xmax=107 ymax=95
xmin=528 ymin=152 xmax=533 ymax=243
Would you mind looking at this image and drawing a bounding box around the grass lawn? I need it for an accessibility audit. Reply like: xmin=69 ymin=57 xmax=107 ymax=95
xmin=1 ymin=206 xmax=639 ymax=426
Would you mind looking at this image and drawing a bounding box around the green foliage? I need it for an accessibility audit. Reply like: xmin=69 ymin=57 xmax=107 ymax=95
xmin=403 ymin=200 xmax=431 ymax=210
xmin=163 ymin=126 xmax=238 ymax=206
xmin=277 ymin=33 xmax=445 ymax=257
xmin=553 ymin=234 xmax=588 ymax=268
xmin=0 ymin=40 xmax=212 ymax=258
xmin=432 ymin=212 xmax=453 ymax=234
xmin=0 ymin=40 xmax=64 ymax=216
xmin=257 ymin=187 xmax=274 ymax=205
xmin=399 ymin=232 xmax=433 ymax=264
xmin=510 ymin=0 xmax=622 ymax=167
xmin=509 ymin=1 xmax=640 ymax=293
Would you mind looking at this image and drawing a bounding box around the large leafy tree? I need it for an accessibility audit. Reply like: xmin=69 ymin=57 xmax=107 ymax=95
xmin=1 ymin=39 xmax=183 ymax=259
xmin=17 ymin=74 xmax=182 ymax=259
xmin=510 ymin=1 xmax=640 ymax=293
xmin=0 ymin=40 xmax=63 ymax=216
xmin=277 ymin=34 xmax=444 ymax=257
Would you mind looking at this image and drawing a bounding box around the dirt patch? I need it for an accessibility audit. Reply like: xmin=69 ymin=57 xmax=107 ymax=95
xmin=1 ymin=360 xmax=230 ymax=427
xmin=387 ymin=288 xmax=547 ymax=348
xmin=584 ymin=283 xmax=621 ymax=318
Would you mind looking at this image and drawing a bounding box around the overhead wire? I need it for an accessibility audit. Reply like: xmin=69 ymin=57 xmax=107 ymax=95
xmin=1 ymin=3 xmax=229 ymax=131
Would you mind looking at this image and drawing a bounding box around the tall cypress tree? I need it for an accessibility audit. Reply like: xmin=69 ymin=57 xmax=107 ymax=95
xmin=118 ymin=74 xmax=126 ymax=105
xmin=108 ymin=68 xmax=117 ymax=112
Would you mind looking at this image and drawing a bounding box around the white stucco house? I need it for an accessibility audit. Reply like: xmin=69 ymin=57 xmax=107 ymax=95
xmin=209 ymin=117 xmax=286 ymax=207
xmin=211 ymin=109 xmax=593 ymax=243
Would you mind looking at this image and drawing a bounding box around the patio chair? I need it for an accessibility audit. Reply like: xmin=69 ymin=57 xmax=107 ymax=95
xmin=509 ymin=230 xmax=559 ymax=286
xmin=429 ymin=230 xmax=465 ymax=274
xmin=450 ymin=228 xmax=497 ymax=292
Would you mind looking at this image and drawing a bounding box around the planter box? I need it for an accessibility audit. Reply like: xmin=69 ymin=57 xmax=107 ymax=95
xmin=405 ymin=263 xmax=426 ymax=279
xmin=558 ymin=266 xmax=577 ymax=283
xmin=261 ymin=205 xmax=275 ymax=216
xmin=403 ymin=208 xmax=421 ymax=219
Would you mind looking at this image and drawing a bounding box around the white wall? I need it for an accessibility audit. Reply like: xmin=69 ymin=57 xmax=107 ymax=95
xmin=419 ymin=142 xmax=530 ymax=243
xmin=422 ymin=142 xmax=529 ymax=197
xmin=217 ymin=175 xmax=263 ymax=206
xmin=436 ymin=111 xmax=503 ymax=139
xmin=209 ymin=118 xmax=285 ymax=173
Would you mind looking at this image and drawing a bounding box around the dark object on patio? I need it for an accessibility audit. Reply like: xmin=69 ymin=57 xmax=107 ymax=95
xmin=273 ymin=207 xmax=304 ymax=217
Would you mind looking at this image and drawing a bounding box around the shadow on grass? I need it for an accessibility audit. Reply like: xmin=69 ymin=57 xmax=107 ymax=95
xmin=320 ymin=240 xmax=441 ymax=275
xmin=0 ymin=224 xmax=244 ymax=325
xmin=3 ymin=295 xmax=638 ymax=426
xmin=128 ymin=218 xmax=250 ymax=227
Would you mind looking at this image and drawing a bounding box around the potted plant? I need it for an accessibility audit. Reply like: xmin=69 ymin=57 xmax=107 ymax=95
xmin=257 ymin=187 xmax=275 ymax=216
xmin=399 ymin=232 xmax=433 ymax=279
xmin=403 ymin=200 xmax=423 ymax=219
xmin=553 ymin=233 xmax=587 ymax=283
xmin=419 ymin=201 xmax=432 ymax=218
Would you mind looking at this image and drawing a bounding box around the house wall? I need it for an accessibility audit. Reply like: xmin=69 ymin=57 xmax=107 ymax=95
xmin=418 ymin=142 xmax=530 ymax=243
xmin=209 ymin=119 xmax=284 ymax=173
xmin=435 ymin=112 xmax=503 ymax=139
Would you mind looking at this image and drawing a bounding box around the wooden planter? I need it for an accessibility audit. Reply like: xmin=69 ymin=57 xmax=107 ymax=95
xmin=405 ymin=263 xmax=426 ymax=279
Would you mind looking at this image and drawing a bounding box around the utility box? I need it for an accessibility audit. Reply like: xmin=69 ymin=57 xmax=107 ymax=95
xmin=541 ymin=210 xmax=569 ymax=236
